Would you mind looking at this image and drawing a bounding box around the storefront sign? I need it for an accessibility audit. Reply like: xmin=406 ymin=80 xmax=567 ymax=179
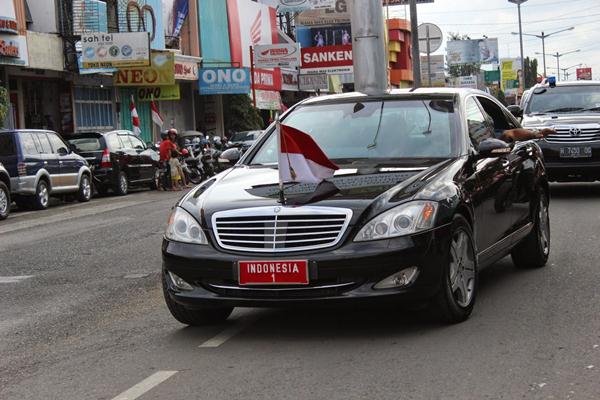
xmin=0 ymin=35 xmax=27 ymax=65
xmin=253 ymin=68 xmax=282 ymax=91
xmin=255 ymin=89 xmax=282 ymax=110
xmin=299 ymin=73 xmax=328 ymax=91
xmin=137 ymin=85 xmax=180 ymax=101
xmin=81 ymin=32 xmax=150 ymax=68
xmin=0 ymin=16 xmax=18 ymax=34
xmin=281 ymin=69 xmax=299 ymax=91
xmin=0 ymin=36 xmax=19 ymax=57
xmin=199 ymin=67 xmax=251 ymax=95
xmin=114 ymin=51 xmax=174 ymax=86
xmin=276 ymin=0 xmax=335 ymax=13
xmin=455 ymin=75 xmax=478 ymax=89
xmin=301 ymin=45 xmax=353 ymax=74
xmin=576 ymin=67 xmax=592 ymax=81
xmin=254 ymin=43 xmax=301 ymax=68
xmin=174 ymin=55 xmax=199 ymax=80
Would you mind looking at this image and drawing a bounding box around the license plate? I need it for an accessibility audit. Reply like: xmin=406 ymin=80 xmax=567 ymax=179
xmin=560 ymin=146 xmax=592 ymax=158
xmin=238 ymin=260 xmax=309 ymax=285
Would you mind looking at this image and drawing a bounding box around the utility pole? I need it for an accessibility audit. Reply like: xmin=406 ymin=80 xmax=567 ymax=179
xmin=508 ymin=0 xmax=527 ymax=95
xmin=536 ymin=49 xmax=580 ymax=81
xmin=410 ymin=0 xmax=421 ymax=88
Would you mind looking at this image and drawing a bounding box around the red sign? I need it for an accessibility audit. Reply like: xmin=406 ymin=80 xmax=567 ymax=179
xmin=301 ymin=45 xmax=353 ymax=74
xmin=238 ymin=260 xmax=309 ymax=285
xmin=0 ymin=38 xmax=19 ymax=57
xmin=0 ymin=17 xmax=18 ymax=34
xmin=252 ymin=68 xmax=282 ymax=91
xmin=576 ymin=67 xmax=592 ymax=81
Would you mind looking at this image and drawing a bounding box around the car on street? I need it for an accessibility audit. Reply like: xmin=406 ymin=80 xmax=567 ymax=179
xmin=513 ymin=80 xmax=600 ymax=182
xmin=227 ymin=130 xmax=263 ymax=150
xmin=0 ymin=129 xmax=92 ymax=210
xmin=0 ymin=162 xmax=11 ymax=220
xmin=67 ymin=130 xmax=159 ymax=196
xmin=162 ymin=89 xmax=550 ymax=326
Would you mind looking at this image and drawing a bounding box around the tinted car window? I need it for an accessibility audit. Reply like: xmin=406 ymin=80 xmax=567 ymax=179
xmin=105 ymin=134 xmax=123 ymax=150
xmin=19 ymin=132 xmax=39 ymax=155
xmin=129 ymin=135 xmax=146 ymax=150
xmin=118 ymin=134 xmax=134 ymax=149
xmin=35 ymin=133 xmax=53 ymax=154
xmin=465 ymin=98 xmax=493 ymax=147
xmin=526 ymin=85 xmax=600 ymax=113
xmin=47 ymin=132 xmax=69 ymax=154
xmin=0 ymin=134 xmax=16 ymax=156
xmin=69 ymin=137 xmax=103 ymax=151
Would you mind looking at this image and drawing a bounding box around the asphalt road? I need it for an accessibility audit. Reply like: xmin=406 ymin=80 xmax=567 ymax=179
xmin=1 ymin=184 xmax=599 ymax=400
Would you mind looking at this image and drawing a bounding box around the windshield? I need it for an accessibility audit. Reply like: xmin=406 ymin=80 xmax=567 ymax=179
xmin=526 ymin=85 xmax=600 ymax=114
xmin=68 ymin=137 xmax=103 ymax=152
xmin=250 ymin=99 xmax=459 ymax=165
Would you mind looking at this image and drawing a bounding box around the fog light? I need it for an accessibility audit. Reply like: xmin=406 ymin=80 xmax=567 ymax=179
xmin=373 ymin=267 xmax=419 ymax=290
xmin=168 ymin=271 xmax=193 ymax=291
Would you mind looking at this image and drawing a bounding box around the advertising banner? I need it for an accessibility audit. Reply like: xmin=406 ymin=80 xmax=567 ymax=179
xmin=162 ymin=0 xmax=189 ymax=46
xmin=227 ymin=0 xmax=278 ymax=67
xmin=296 ymin=24 xmax=351 ymax=48
xmin=254 ymin=43 xmax=301 ymax=68
xmin=255 ymin=89 xmax=282 ymax=110
xmin=420 ymin=54 xmax=445 ymax=85
xmin=576 ymin=67 xmax=592 ymax=80
xmin=174 ymin=55 xmax=199 ymax=80
xmin=73 ymin=0 xmax=107 ymax=35
xmin=81 ymin=32 xmax=150 ymax=68
xmin=301 ymin=45 xmax=353 ymax=74
xmin=114 ymin=50 xmax=174 ymax=86
xmin=199 ymin=67 xmax=251 ymax=95
xmin=299 ymin=73 xmax=328 ymax=91
xmin=137 ymin=85 xmax=180 ymax=101
xmin=500 ymin=58 xmax=521 ymax=95
xmin=276 ymin=0 xmax=335 ymax=13
xmin=253 ymin=68 xmax=282 ymax=91
xmin=455 ymin=75 xmax=478 ymax=89
xmin=281 ymin=69 xmax=299 ymax=91
xmin=117 ymin=0 xmax=164 ymax=50
xmin=296 ymin=0 xmax=350 ymax=26
xmin=447 ymin=38 xmax=498 ymax=65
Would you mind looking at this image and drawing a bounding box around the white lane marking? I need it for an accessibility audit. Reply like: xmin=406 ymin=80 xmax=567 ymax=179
xmin=0 ymin=275 xmax=34 ymax=284
xmin=199 ymin=316 xmax=257 ymax=348
xmin=111 ymin=370 xmax=178 ymax=400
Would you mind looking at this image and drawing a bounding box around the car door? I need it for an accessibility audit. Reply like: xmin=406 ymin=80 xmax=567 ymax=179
xmin=465 ymin=97 xmax=517 ymax=261
xmin=129 ymin=134 xmax=154 ymax=181
xmin=117 ymin=133 xmax=141 ymax=182
xmin=19 ymin=132 xmax=53 ymax=185
xmin=47 ymin=131 xmax=79 ymax=189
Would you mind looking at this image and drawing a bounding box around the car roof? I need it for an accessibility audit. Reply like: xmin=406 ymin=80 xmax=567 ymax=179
xmin=300 ymin=88 xmax=486 ymax=105
xmin=530 ymin=80 xmax=600 ymax=89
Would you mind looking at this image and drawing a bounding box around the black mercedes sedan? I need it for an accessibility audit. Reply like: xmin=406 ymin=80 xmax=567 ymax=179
xmin=162 ymin=89 xmax=550 ymax=325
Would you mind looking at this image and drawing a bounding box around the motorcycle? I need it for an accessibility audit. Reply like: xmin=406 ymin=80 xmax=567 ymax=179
xmin=180 ymin=148 xmax=205 ymax=185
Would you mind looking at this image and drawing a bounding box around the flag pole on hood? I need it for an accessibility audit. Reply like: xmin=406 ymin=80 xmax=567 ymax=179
xmin=276 ymin=113 xmax=286 ymax=205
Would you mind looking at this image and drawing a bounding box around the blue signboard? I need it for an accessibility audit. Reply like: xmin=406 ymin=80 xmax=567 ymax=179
xmin=199 ymin=68 xmax=251 ymax=95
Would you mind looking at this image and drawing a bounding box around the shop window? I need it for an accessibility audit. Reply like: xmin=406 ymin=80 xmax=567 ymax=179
xmin=74 ymin=87 xmax=115 ymax=131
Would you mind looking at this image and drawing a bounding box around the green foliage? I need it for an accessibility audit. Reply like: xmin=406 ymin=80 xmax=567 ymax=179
xmin=222 ymin=94 xmax=263 ymax=132
xmin=523 ymin=57 xmax=539 ymax=89
xmin=446 ymin=32 xmax=481 ymax=79
xmin=0 ymin=86 xmax=8 ymax=127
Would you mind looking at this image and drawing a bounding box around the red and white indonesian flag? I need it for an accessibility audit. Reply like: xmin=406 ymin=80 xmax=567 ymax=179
xmin=278 ymin=123 xmax=339 ymax=184
xmin=150 ymin=100 xmax=164 ymax=127
xmin=130 ymin=95 xmax=141 ymax=136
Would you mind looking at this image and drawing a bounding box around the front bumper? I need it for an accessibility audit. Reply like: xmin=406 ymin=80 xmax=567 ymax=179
xmin=162 ymin=224 xmax=452 ymax=308
xmin=539 ymin=140 xmax=600 ymax=181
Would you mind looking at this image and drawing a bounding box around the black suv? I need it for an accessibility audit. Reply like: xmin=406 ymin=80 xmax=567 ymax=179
xmin=0 ymin=162 xmax=10 ymax=220
xmin=516 ymin=81 xmax=600 ymax=181
xmin=67 ymin=130 xmax=159 ymax=196
xmin=0 ymin=130 xmax=92 ymax=210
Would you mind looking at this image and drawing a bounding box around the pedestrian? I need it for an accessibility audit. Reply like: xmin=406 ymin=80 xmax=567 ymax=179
xmin=159 ymin=129 xmax=178 ymax=190
xmin=169 ymin=150 xmax=183 ymax=191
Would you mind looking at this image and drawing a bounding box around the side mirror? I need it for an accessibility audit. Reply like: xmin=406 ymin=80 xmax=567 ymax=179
xmin=477 ymin=138 xmax=512 ymax=159
xmin=507 ymin=105 xmax=523 ymax=119
xmin=57 ymin=147 xmax=69 ymax=156
xmin=219 ymin=147 xmax=241 ymax=165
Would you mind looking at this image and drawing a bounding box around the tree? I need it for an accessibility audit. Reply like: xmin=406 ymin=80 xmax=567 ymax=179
xmin=222 ymin=94 xmax=264 ymax=133
xmin=0 ymin=86 xmax=8 ymax=128
xmin=523 ymin=57 xmax=539 ymax=88
xmin=446 ymin=32 xmax=481 ymax=78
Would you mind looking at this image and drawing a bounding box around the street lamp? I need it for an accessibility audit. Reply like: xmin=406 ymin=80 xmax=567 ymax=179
xmin=547 ymin=63 xmax=582 ymax=81
xmin=508 ymin=0 xmax=527 ymax=96
xmin=535 ymin=49 xmax=580 ymax=81
xmin=511 ymin=27 xmax=575 ymax=77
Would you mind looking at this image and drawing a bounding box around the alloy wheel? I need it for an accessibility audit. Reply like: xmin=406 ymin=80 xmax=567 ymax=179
xmin=120 ymin=174 xmax=128 ymax=193
xmin=0 ymin=187 xmax=8 ymax=215
xmin=39 ymin=183 xmax=49 ymax=208
xmin=82 ymin=176 xmax=92 ymax=200
xmin=449 ymin=230 xmax=476 ymax=308
xmin=538 ymin=196 xmax=550 ymax=256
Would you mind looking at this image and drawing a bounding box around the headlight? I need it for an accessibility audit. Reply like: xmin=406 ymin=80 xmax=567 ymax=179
xmin=354 ymin=201 xmax=438 ymax=242
xmin=165 ymin=207 xmax=207 ymax=245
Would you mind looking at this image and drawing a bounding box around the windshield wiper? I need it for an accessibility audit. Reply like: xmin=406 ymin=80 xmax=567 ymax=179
xmin=542 ymin=107 xmax=584 ymax=113
xmin=580 ymin=106 xmax=600 ymax=112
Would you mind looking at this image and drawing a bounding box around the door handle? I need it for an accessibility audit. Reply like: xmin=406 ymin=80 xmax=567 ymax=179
xmin=43 ymin=161 xmax=48 ymax=165
xmin=59 ymin=160 xmax=63 ymax=164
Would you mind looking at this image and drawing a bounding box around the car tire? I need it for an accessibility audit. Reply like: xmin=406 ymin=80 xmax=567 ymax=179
xmin=114 ymin=172 xmax=129 ymax=196
xmin=31 ymin=180 xmax=50 ymax=210
xmin=0 ymin=181 xmax=10 ymax=220
xmin=511 ymin=190 xmax=550 ymax=269
xmin=149 ymin=168 xmax=159 ymax=190
xmin=77 ymin=174 xmax=92 ymax=202
xmin=162 ymin=272 xmax=233 ymax=326
xmin=432 ymin=215 xmax=477 ymax=324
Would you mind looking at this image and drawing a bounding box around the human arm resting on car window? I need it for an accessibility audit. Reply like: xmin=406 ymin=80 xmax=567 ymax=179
xmin=498 ymin=128 xmax=556 ymax=143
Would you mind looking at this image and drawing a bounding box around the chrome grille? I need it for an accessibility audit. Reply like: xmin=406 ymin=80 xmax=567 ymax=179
xmin=212 ymin=206 xmax=353 ymax=253
xmin=545 ymin=124 xmax=600 ymax=143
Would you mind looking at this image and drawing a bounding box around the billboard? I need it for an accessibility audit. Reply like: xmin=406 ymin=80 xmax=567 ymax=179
xmin=253 ymin=68 xmax=282 ymax=91
xmin=114 ymin=50 xmax=174 ymax=86
xmin=447 ymin=38 xmax=498 ymax=65
xmin=296 ymin=0 xmax=350 ymax=26
xmin=227 ymin=0 xmax=278 ymax=67
xmin=420 ymin=54 xmax=445 ymax=85
xmin=576 ymin=67 xmax=592 ymax=81
xmin=162 ymin=0 xmax=189 ymax=46
xmin=81 ymin=32 xmax=150 ymax=68
xmin=276 ymin=0 xmax=335 ymax=13
xmin=301 ymin=45 xmax=353 ymax=74
xmin=254 ymin=43 xmax=301 ymax=68
xmin=199 ymin=67 xmax=251 ymax=95
xmin=299 ymin=73 xmax=328 ymax=91
xmin=296 ymin=24 xmax=351 ymax=48
xmin=281 ymin=69 xmax=299 ymax=91
xmin=117 ymin=0 xmax=165 ymax=50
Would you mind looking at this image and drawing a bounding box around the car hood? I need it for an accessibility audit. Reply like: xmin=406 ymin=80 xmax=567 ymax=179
xmin=180 ymin=158 xmax=458 ymax=228
xmin=522 ymin=113 xmax=600 ymax=127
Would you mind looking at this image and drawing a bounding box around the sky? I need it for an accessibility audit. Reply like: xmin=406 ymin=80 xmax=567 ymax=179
xmin=387 ymin=0 xmax=600 ymax=80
